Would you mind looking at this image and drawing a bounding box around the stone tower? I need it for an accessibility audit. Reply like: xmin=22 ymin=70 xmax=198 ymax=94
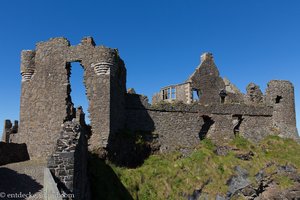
xmin=265 ymin=80 xmax=298 ymax=138
xmin=16 ymin=37 xmax=127 ymax=158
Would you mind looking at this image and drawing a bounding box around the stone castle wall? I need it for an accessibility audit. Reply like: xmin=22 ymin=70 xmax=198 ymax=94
xmin=125 ymin=109 xmax=203 ymax=152
xmin=147 ymin=52 xmax=298 ymax=151
xmin=125 ymin=95 xmax=276 ymax=152
xmin=13 ymin=38 xmax=298 ymax=159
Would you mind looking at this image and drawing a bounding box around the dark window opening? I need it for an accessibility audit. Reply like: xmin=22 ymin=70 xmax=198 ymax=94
xmin=275 ymin=95 xmax=282 ymax=104
xmin=221 ymin=96 xmax=225 ymax=104
xmin=233 ymin=115 xmax=243 ymax=136
xmin=66 ymin=62 xmax=90 ymax=124
xmin=219 ymin=89 xmax=227 ymax=104
xmin=162 ymin=89 xmax=167 ymax=100
xmin=199 ymin=115 xmax=215 ymax=140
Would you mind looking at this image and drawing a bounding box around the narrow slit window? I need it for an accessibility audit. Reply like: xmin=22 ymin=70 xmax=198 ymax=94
xmin=221 ymin=96 xmax=225 ymax=104
xmin=275 ymin=95 xmax=282 ymax=104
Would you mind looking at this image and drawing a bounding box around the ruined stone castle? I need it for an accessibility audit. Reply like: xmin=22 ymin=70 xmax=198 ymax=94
xmin=3 ymin=37 xmax=298 ymax=159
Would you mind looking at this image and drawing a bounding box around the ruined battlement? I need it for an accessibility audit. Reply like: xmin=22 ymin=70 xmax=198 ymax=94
xmin=21 ymin=37 xmax=120 ymax=82
xmin=15 ymin=37 xmax=127 ymax=158
xmin=150 ymin=52 xmax=298 ymax=147
xmin=9 ymin=38 xmax=298 ymax=159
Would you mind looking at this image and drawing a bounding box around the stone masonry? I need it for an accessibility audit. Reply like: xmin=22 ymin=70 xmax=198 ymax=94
xmin=147 ymin=53 xmax=298 ymax=148
xmin=10 ymin=37 xmax=298 ymax=159
xmin=14 ymin=37 xmax=126 ymax=158
xmin=48 ymin=120 xmax=90 ymax=200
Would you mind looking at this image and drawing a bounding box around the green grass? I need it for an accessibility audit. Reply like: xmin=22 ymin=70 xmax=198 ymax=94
xmin=274 ymin=174 xmax=295 ymax=189
xmin=92 ymin=136 xmax=300 ymax=200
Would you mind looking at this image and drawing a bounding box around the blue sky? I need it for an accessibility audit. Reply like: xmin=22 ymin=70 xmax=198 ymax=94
xmin=0 ymin=0 xmax=299 ymax=137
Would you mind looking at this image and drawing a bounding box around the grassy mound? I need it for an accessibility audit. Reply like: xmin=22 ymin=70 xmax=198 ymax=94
xmin=90 ymin=136 xmax=300 ymax=199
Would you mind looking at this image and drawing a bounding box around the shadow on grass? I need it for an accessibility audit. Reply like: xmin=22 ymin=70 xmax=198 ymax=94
xmin=88 ymin=153 xmax=134 ymax=200
xmin=107 ymin=129 xmax=158 ymax=168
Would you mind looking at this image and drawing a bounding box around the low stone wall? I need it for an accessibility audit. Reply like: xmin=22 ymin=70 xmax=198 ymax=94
xmin=150 ymin=102 xmax=273 ymax=116
xmin=44 ymin=168 xmax=63 ymax=200
xmin=0 ymin=142 xmax=29 ymax=166
xmin=48 ymin=121 xmax=90 ymax=200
